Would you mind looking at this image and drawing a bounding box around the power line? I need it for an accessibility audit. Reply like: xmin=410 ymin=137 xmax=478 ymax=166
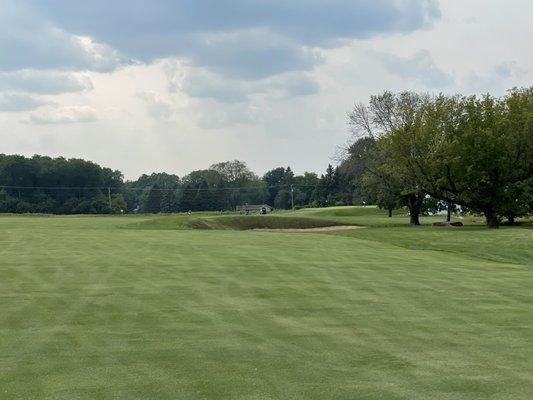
xmin=0 ymin=183 xmax=340 ymax=192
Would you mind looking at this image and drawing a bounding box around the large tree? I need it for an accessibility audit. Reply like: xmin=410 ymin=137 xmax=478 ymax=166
xmin=351 ymin=89 xmax=533 ymax=227
xmin=384 ymin=90 xmax=532 ymax=228
xmin=348 ymin=92 xmax=427 ymax=224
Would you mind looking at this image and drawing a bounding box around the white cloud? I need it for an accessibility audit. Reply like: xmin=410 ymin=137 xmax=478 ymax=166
xmin=193 ymin=101 xmax=262 ymax=129
xmin=0 ymin=70 xmax=93 ymax=94
xmin=70 ymin=35 xmax=124 ymax=72
xmin=377 ymin=49 xmax=454 ymax=88
xmin=462 ymin=61 xmax=531 ymax=95
xmin=29 ymin=105 xmax=98 ymax=124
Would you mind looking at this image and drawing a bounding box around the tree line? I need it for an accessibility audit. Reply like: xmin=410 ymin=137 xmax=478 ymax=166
xmin=0 ymin=157 xmax=357 ymax=215
xmin=342 ymin=87 xmax=532 ymax=228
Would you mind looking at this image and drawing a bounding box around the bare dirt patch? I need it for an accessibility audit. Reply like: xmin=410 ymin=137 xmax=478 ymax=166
xmin=253 ymin=225 xmax=364 ymax=232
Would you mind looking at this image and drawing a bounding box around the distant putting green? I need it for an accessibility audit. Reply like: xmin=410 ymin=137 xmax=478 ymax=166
xmin=0 ymin=207 xmax=532 ymax=399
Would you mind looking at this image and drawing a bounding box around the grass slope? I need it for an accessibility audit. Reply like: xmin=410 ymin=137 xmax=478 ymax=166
xmin=125 ymin=214 xmax=350 ymax=231
xmin=0 ymin=209 xmax=532 ymax=399
xmin=297 ymin=206 xmax=533 ymax=265
xmin=185 ymin=215 xmax=348 ymax=230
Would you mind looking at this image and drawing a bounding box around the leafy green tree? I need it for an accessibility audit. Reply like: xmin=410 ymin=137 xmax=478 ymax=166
xmin=209 ymin=160 xmax=256 ymax=182
xmin=111 ymin=194 xmax=128 ymax=214
xmin=358 ymin=141 xmax=405 ymax=217
xmin=0 ymin=154 xmax=126 ymax=214
xmin=207 ymin=161 xmax=267 ymax=209
xmin=181 ymin=169 xmax=226 ymax=211
xmin=262 ymin=167 xmax=286 ymax=205
xmin=179 ymin=182 xmax=197 ymax=212
xmin=292 ymin=172 xmax=319 ymax=207
xmin=348 ymin=92 xmax=427 ymax=224
xmin=160 ymin=190 xmax=179 ymax=213
xmin=338 ymin=136 xmax=377 ymax=204
xmin=312 ymin=165 xmax=335 ymax=207
xmin=274 ymin=189 xmax=292 ymax=209
xmin=143 ymin=184 xmax=163 ymax=213
xmin=126 ymin=172 xmax=180 ymax=212
xmin=383 ymin=90 xmax=533 ymax=228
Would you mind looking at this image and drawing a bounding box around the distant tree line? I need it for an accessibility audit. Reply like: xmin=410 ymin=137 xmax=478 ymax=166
xmin=0 ymin=158 xmax=358 ymax=215
xmin=0 ymin=155 xmax=124 ymax=214
xmin=342 ymin=87 xmax=533 ymax=228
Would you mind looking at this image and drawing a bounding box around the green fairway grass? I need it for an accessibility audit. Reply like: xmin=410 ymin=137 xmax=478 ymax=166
xmin=0 ymin=208 xmax=532 ymax=399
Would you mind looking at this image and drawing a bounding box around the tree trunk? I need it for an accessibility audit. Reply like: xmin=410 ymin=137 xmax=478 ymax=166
xmin=484 ymin=209 xmax=499 ymax=229
xmin=446 ymin=203 xmax=452 ymax=222
xmin=410 ymin=210 xmax=420 ymax=225
xmin=388 ymin=208 xmax=393 ymax=218
xmin=407 ymin=193 xmax=423 ymax=226
xmin=507 ymin=213 xmax=515 ymax=225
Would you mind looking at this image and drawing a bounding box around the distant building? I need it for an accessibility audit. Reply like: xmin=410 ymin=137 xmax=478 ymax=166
xmin=236 ymin=204 xmax=273 ymax=214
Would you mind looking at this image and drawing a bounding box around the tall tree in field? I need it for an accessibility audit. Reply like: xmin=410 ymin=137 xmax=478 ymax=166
xmin=348 ymin=91 xmax=427 ymax=224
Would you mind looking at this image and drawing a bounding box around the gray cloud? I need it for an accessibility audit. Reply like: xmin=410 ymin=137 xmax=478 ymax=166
xmin=378 ymin=50 xmax=454 ymax=88
xmin=0 ymin=3 xmax=123 ymax=72
xmin=0 ymin=70 xmax=93 ymax=94
xmin=168 ymin=63 xmax=319 ymax=103
xmin=183 ymin=30 xmax=321 ymax=80
xmin=0 ymin=93 xmax=49 ymax=111
xmin=269 ymin=73 xmax=319 ymax=97
xmin=28 ymin=1 xmax=440 ymax=48
xmin=3 ymin=1 xmax=440 ymax=80
xmin=495 ymin=63 xmax=513 ymax=79
xmin=175 ymin=69 xmax=249 ymax=103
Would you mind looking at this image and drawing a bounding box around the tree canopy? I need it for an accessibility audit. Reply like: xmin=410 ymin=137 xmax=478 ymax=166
xmin=345 ymin=88 xmax=533 ymax=227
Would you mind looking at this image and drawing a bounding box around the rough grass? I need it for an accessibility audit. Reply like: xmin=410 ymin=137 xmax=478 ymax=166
xmin=184 ymin=215 xmax=348 ymax=230
xmin=296 ymin=206 xmax=533 ymax=265
xmin=0 ymin=208 xmax=532 ymax=399
xmin=124 ymin=214 xmax=351 ymax=231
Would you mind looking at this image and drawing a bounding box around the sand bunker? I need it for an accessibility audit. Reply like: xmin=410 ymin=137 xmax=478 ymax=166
xmin=253 ymin=225 xmax=364 ymax=232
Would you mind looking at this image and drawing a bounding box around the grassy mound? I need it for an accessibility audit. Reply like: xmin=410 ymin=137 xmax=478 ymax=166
xmin=185 ymin=215 xmax=349 ymax=230
xmin=302 ymin=205 xmax=384 ymax=218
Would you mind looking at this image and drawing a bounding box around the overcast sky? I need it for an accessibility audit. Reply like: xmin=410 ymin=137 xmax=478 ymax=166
xmin=1 ymin=0 xmax=532 ymax=179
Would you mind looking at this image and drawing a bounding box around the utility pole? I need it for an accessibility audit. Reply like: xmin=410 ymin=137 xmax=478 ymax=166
xmin=290 ymin=184 xmax=294 ymax=211
xmin=107 ymin=187 xmax=112 ymax=209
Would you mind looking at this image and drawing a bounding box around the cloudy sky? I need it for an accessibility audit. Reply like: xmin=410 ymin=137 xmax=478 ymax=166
xmin=1 ymin=0 xmax=532 ymax=179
